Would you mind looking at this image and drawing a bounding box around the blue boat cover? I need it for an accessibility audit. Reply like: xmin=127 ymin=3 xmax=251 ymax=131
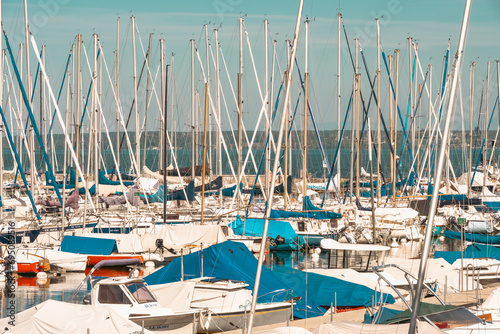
xmin=60 ymin=235 xmax=118 ymax=255
xmin=144 ymin=240 xmax=395 ymax=319
xmin=443 ymin=230 xmax=500 ymax=245
xmin=270 ymin=196 xmax=341 ymax=220
xmin=435 ymin=243 xmax=500 ymax=264
xmin=78 ymin=184 xmax=96 ymax=196
xmin=302 ymin=196 xmax=341 ymax=219
xmin=230 ymin=215 xmax=304 ymax=250
xmin=142 ymin=181 xmax=195 ymax=203
xmin=99 ymin=170 xmax=134 ymax=186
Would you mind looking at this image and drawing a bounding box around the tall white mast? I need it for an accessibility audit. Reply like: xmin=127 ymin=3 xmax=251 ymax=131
xmin=336 ymin=11 xmax=341 ymax=193
xmin=116 ymin=17 xmax=120 ymax=175
xmin=214 ymin=29 xmax=221 ymax=179
xmin=237 ymin=17 xmax=243 ymax=203
xmin=191 ymin=39 xmax=195 ymax=180
xmin=264 ymin=19 xmax=270 ymax=195
xmin=159 ymin=39 xmax=165 ymax=171
xmin=468 ymin=62 xmax=476 ymax=197
xmin=247 ymin=1 xmax=304 ymax=332
xmin=93 ymin=33 xmax=99 ymax=201
xmin=376 ymin=18 xmax=381 ymax=204
xmin=205 ymin=25 xmax=212 ymax=179
xmin=303 ymin=18 xmax=309 ymax=197
xmin=132 ymin=16 xmax=140 ymax=175
xmin=408 ymin=1 xmax=472 ymax=332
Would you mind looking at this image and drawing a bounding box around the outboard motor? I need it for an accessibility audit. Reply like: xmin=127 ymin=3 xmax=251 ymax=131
xmin=274 ymin=235 xmax=285 ymax=245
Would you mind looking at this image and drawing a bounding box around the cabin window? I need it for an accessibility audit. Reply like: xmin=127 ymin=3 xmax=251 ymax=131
xmin=297 ymin=221 xmax=305 ymax=232
xmin=126 ymin=282 xmax=157 ymax=304
xmin=98 ymin=285 xmax=132 ymax=304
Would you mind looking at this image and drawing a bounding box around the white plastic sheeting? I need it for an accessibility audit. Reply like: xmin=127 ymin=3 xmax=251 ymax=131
xmin=82 ymin=233 xmax=144 ymax=253
xmin=0 ymin=299 xmax=152 ymax=334
xmin=141 ymin=225 xmax=227 ymax=252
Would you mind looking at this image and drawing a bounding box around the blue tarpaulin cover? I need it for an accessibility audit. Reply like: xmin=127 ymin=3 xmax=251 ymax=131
xmin=144 ymin=240 xmax=394 ymax=318
xmin=141 ymin=181 xmax=195 ymax=203
xmin=443 ymin=230 xmax=500 ymax=245
xmin=60 ymin=235 xmax=118 ymax=255
xmin=270 ymin=196 xmax=341 ymax=220
xmin=99 ymin=170 xmax=134 ymax=186
xmin=435 ymin=242 xmax=500 ymax=264
xmin=229 ymin=215 xmax=303 ymax=250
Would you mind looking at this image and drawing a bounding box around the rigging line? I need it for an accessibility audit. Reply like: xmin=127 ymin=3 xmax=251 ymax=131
xmin=320 ymin=93 xmax=352 ymax=208
xmin=5 ymin=31 xmax=65 ymax=214
xmin=342 ymin=19 xmax=403 ymax=194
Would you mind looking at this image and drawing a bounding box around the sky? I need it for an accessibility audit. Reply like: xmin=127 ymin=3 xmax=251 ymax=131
xmin=1 ymin=0 xmax=499 ymax=135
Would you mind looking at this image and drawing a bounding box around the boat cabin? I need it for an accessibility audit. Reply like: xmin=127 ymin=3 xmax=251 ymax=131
xmin=320 ymin=239 xmax=389 ymax=272
xmin=91 ymin=277 xmax=161 ymax=311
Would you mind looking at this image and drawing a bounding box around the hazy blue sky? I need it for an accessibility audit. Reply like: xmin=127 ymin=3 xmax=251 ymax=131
xmin=1 ymin=0 xmax=499 ymax=133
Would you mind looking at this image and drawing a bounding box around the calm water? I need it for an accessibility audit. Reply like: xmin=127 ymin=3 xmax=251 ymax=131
xmin=0 ymin=238 xmax=460 ymax=317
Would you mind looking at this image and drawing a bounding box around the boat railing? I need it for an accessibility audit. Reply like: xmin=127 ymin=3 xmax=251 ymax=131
xmin=372 ymin=264 xmax=445 ymax=310
xmin=257 ymin=288 xmax=294 ymax=304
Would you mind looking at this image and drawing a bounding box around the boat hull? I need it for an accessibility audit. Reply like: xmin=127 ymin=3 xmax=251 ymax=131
xmin=201 ymin=304 xmax=292 ymax=332
xmin=86 ymin=254 xmax=144 ymax=266
xmin=129 ymin=312 xmax=198 ymax=334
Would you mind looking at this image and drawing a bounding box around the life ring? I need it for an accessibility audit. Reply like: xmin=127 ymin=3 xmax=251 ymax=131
xmin=199 ymin=310 xmax=212 ymax=331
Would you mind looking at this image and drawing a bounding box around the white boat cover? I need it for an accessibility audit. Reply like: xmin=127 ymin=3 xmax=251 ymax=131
xmin=0 ymin=299 xmax=153 ymax=334
xmin=82 ymin=233 xmax=144 ymax=253
xmin=150 ymin=281 xmax=196 ymax=312
xmin=142 ymin=165 xmax=185 ymax=185
xmin=457 ymin=172 xmax=494 ymax=187
xmin=257 ymin=327 xmax=313 ymax=334
xmin=359 ymin=207 xmax=419 ymax=223
xmin=482 ymin=287 xmax=500 ymax=310
xmin=141 ymin=224 xmax=227 ymax=251
xmin=313 ymin=321 xmax=444 ymax=334
xmin=137 ymin=177 xmax=161 ymax=193
xmin=16 ymin=248 xmax=86 ymax=269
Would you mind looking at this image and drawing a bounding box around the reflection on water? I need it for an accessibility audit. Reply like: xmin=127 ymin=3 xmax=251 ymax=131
xmin=0 ymin=238 xmax=465 ymax=318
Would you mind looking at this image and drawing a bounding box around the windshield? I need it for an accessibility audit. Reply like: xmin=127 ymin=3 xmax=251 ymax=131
xmin=126 ymin=282 xmax=157 ymax=304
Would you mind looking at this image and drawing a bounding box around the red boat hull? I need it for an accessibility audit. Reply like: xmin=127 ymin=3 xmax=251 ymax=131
xmin=86 ymin=255 xmax=144 ymax=266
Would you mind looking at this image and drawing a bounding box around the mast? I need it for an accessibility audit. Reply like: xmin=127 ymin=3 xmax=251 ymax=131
xmin=143 ymin=33 xmax=152 ymax=169
xmin=428 ymin=64 xmax=432 ymax=183
xmin=376 ymin=18 xmax=381 ymax=204
xmin=284 ymin=39 xmax=290 ymax=208
xmin=75 ymin=34 xmax=81 ymax=169
xmin=303 ymin=18 xmax=309 ymax=197
xmin=355 ymin=39 xmax=360 ymax=200
xmin=24 ymin=0 xmax=35 ymax=203
xmin=163 ymin=65 xmax=169 ymax=224
xmin=394 ymin=49 xmax=400 ymax=200
xmin=237 ymin=17 xmax=243 ymax=202
xmin=205 ymin=25 xmax=212 ymax=179
xmin=337 ymin=11 xmax=341 ymax=197
xmin=159 ymin=39 xmax=165 ymax=171
xmin=484 ymin=62 xmax=490 ymax=192
xmin=132 ymin=16 xmax=140 ymax=175
xmin=468 ymin=62 xmax=476 ymax=197
xmin=368 ymin=120 xmax=376 ymax=242
xmin=215 ymin=29 xmax=221 ymax=179
xmin=408 ymin=1 xmax=472 ymax=332
xmin=388 ymin=55 xmax=393 ymax=199
xmin=191 ymin=39 xmax=195 ymax=181
xmin=93 ymin=33 xmax=99 ymax=201
xmin=264 ymin=19 xmax=270 ymax=195
xmin=116 ymin=17 xmax=120 ymax=176
xmin=247 ymin=1 xmax=304 ymax=332
xmin=201 ymin=81 xmax=209 ymax=224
